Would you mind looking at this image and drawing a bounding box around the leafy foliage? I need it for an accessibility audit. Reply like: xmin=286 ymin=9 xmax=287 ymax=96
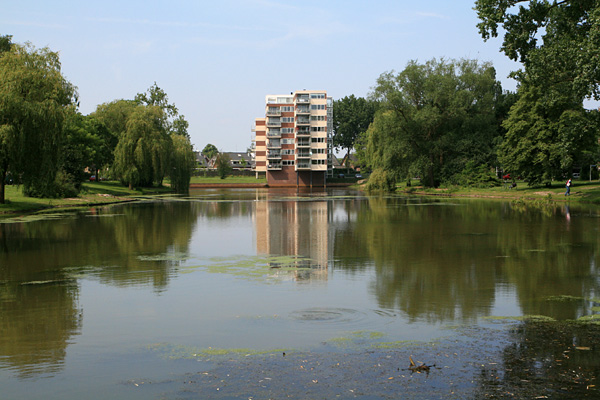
xmin=202 ymin=143 xmax=219 ymax=160
xmin=113 ymin=106 xmax=172 ymax=189
xmin=498 ymin=83 xmax=599 ymax=185
xmin=333 ymin=95 xmax=378 ymax=161
xmin=170 ymin=134 xmax=195 ymax=193
xmin=215 ymin=153 xmax=232 ymax=179
xmin=364 ymin=58 xmax=503 ymax=188
xmin=0 ymin=42 xmax=76 ymax=201
xmin=475 ymin=0 xmax=600 ymax=100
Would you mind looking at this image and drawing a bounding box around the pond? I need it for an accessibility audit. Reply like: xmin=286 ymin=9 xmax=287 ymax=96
xmin=1 ymin=188 xmax=599 ymax=399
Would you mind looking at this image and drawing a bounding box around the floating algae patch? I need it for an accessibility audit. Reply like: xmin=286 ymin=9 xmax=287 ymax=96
xmin=180 ymin=255 xmax=317 ymax=282
xmin=0 ymin=212 xmax=77 ymax=224
xmin=578 ymin=314 xmax=600 ymax=323
xmin=371 ymin=340 xmax=427 ymax=349
xmin=545 ymin=295 xmax=586 ymax=302
xmin=137 ymin=252 xmax=189 ymax=262
xmin=148 ymin=343 xmax=291 ymax=361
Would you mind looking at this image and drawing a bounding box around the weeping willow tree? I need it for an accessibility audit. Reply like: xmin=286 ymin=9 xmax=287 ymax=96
xmin=0 ymin=38 xmax=76 ymax=202
xmin=113 ymin=105 xmax=172 ymax=189
xmin=170 ymin=134 xmax=195 ymax=193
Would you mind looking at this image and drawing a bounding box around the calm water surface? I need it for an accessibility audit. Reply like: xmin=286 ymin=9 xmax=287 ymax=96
xmin=1 ymin=188 xmax=599 ymax=399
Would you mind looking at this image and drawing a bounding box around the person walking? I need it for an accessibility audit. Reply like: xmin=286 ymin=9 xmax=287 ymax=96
xmin=565 ymin=178 xmax=572 ymax=196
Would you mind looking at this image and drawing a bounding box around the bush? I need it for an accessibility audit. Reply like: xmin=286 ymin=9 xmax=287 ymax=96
xmin=365 ymin=168 xmax=396 ymax=192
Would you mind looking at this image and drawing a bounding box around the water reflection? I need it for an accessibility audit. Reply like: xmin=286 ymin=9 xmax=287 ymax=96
xmin=1 ymin=191 xmax=600 ymax=386
xmin=255 ymin=189 xmax=329 ymax=281
xmin=0 ymin=200 xmax=199 ymax=376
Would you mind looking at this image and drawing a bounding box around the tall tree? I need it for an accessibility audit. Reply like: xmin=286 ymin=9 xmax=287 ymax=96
xmin=202 ymin=143 xmax=219 ymax=160
xmin=366 ymin=58 xmax=501 ymax=188
xmin=0 ymin=42 xmax=76 ymax=202
xmin=498 ymin=82 xmax=599 ymax=185
xmin=170 ymin=135 xmax=195 ymax=193
xmin=475 ymin=0 xmax=600 ymax=100
xmin=333 ymin=95 xmax=378 ymax=162
xmin=113 ymin=106 xmax=172 ymax=189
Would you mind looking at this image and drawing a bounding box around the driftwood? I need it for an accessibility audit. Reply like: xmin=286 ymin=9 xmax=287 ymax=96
xmin=408 ymin=355 xmax=433 ymax=373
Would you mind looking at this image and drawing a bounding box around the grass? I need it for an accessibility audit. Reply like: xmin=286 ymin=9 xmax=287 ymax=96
xmin=0 ymin=181 xmax=172 ymax=215
xmin=396 ymin=178 xmax=600 ymax=204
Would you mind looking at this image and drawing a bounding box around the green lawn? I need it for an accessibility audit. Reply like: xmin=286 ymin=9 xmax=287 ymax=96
xmin=0 ymin=181 xmax=172 ymax=215
xmin=397 ymin=179 xmax=600 ymax=203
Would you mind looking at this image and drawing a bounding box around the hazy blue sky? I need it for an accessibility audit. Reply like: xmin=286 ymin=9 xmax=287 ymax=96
xmin=4 ymin=0 xmax=520 ymax=152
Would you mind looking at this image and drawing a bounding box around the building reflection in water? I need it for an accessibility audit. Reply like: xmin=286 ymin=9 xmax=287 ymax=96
xmin=254 ymin=189 xmax=329 ymax=281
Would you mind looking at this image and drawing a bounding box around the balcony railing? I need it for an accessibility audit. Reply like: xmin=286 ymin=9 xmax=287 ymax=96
xmin=296 ymin=107 xmax=310 ymax=114
xmin=267 ymin=151 xmax=281 ymax=159
xmin=267 ymin=129 xmax=281 ymax=137
xmin=266 ymin=108 xmax=281 ymax=116
xmin=268 ymin=163 xmax=282 ymax=170
xmin=296 ymin=97 xmax=310 ymax=103
xmin=297 ymin=140 xmax=310 ymax=147
xmin=296 ymin=128 xmax=310 ymax=135
xmin=297 ymin=162 xmax=311 ymax=169
xmin=297 ymin=151 xmax=311 ymax=158
xmin=267 ymin=141 xmax=281 ymax=149
xmin=266 ymin=120 xmax=281 ymax=127
xmin=296 ymin=118 xmax=310 ymax=125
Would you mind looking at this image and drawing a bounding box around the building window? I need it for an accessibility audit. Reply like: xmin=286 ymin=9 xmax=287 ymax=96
xmin=311 ymin=137 xmax=326 ymax=143
xmin=310 ymin=115 xmax=326 ymax=121
xmin=282 ymin=149 xmax=295 ymax=155
xmin=310 ymin=104 xmax=326 ymax=110
xmin=282 ymin=160 xmax=295 ymax=166
xmin=282 ymin=138 xmax=294 ymax=145
xmin=310 ymin=93 xmax=326 ymax=99
xmin=310 ymin=126 xmax=327 ymax=132
xmin=282 ymin=117 xmax=294 ymax=123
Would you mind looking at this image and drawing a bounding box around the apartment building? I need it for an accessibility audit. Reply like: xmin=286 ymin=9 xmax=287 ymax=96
xmin=252 ymin=90 xmax=333 ymax=187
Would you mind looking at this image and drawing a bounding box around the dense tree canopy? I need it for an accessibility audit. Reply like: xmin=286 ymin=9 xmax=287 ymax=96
xmin=113 ymin=106 xmax=172 ymax=189
xmin=202 ymin=143 xmax=219 ymax=160
xmin=170 ymin=134 xmax=195 ymax=193
xmin=0 ymin=41 xmax=76 ymax=202
xmin=498 ymin=83 xmax=599 ymax=185
xmin=475 ymin=0 xmax=600 ymax=100
xmin=365 ymin=58 xmax=503 ymax=188
xmin=333 ymin=95 xmax=378 ymax=162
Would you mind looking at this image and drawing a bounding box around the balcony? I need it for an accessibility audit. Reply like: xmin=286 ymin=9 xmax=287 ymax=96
xmin=296 ymin=128 xmax=310 ymax=136
xmin=268 ymin=162 xmax=282 ymax=170
xmin=266 ymin=108 xmax=281 ymax=116
xmin=266 ymin=118 xmax=281 ymax=127
xmin=297 ymin=140 xmax=310 ymax=147
xmin=267 ymin=151 xmax=281 ymax=159
xmin=267 ymin=128 xmax=281 ymax=138
xmin=297 ymin=150 xmax=311 ymax=158
xmin=296 ymin=118 xmax=310 ymax=125
xmin=267 ymin=140 xmax=281 ymax=149
xmin=296 ymin=162 xmax=311 ymax=170
xmin=296 ymin=107 xmax=310 ymax=114
xmin=296 ymin=96 xmax=310 ymax=104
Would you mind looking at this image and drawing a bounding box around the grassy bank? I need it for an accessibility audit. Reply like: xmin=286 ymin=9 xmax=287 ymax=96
xmin=397 ymin=179 xmax=600 ymax=204
xmin=0 ymin=181 xmax=172 ymax=215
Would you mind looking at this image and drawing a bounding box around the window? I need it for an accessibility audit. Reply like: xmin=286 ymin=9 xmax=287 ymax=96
xmin=282 ymin=117 xmax=294 ymax=123
xmin=311 ymin=159 xmax=327 ymax=165
xmin=277 ymin=97 xmax=293 ymax=104
xmin=311 ymin=104 xmax=326 ymax=110
xmin=311 ymin=137 xmax=326 ymax=143
xmin=281 ymin=128 xmax=293 ymax=133
xmin=310 ymin=93 xmax=326 ymax=99
xmin=282 ymin=138 xmax=294 ymax=145
xmin=282 ymin=149 xmax=294 ymax=155
xmin=282 ymin=160 xmax=295 ymax=166
xmin=311 ymin=126 xmax=327 ymax=132
xmin=281 ymin=106 xmax=294 ymax=112
xmin=310 ymin=115 xmax=326 ymax=121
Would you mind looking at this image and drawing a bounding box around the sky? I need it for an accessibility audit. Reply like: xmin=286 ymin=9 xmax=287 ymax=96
xmin=3 ymin=0 xmax=522 ymax=153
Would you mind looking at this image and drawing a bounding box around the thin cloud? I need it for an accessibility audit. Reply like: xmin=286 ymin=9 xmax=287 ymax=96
xmin=1 ymin=20 xmax=67 ymax=29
